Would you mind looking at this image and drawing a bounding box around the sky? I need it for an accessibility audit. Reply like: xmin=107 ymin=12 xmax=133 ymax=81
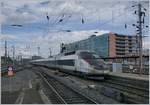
xmin=0 ymin=0 xmax=149 ymax=58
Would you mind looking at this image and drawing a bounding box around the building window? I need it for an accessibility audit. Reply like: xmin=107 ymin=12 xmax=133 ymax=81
xmin=129 ymin=50 xmax=132 ymax=52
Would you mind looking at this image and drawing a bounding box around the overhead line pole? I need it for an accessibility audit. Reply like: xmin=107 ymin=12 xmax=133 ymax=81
xmin=4 ymin=40 xmax=7 ymax=64
xmin=12 ymin=46 xmax=15 ymax=67
xmin=132 ymin=2 xmax=148 ymax=75
xmin=49 ymin=48 xmax=52 ymax=57
xmin=37 ymin=46 xmax=40 ymax=56
xmin=138 ymin=3 xmax=143 ymax=75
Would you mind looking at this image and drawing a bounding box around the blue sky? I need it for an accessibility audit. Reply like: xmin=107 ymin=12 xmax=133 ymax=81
xmin=0 ymin=0 xmax=149 ymax=58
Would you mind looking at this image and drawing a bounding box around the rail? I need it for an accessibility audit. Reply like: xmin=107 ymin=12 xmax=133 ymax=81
xmin=37 ymin=72 xmax=98 ymax=104
xmin=38 ymin=72 xmax=67 ymax=104
xmin=100 ymin=76 xmax=149 ymax=104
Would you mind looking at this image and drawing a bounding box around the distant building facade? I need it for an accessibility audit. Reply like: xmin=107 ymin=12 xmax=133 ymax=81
xmin=62 ymin=32 xmax=139 ymax=57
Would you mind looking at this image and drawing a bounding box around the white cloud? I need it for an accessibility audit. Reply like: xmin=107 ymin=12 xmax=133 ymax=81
xmin=1 ymin=0 xmax=141 ymax=25
xmin=0 ymin=14 xmax=6 ymax=23
xmin=0 ymin=34 xmax=18 ymax=40
xmin=59 ymin=1 xmax=84 ymax=14
xmin=6 ymin=12 xmax=38 ymax=24
xmin=1 ymin=0 xmax=46 ymax=24
xmin=1 ymin=0 xmax=47 ymax=7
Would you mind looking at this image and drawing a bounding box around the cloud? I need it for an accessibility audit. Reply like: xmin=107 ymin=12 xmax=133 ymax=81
xmin=0 ymin=14 xmax=6 ymax=23
xmin=1 ymin=0 xmax=48 ymax=24
xmin=0 ymin=34 xmax=18 ymax=40
xmin=59 ymin=1 xmax=84 ymax=14
xmin=7 ymin=12 xmax=39 ymax=24
xmin=1 ymin=0 xmax=47 ymax=7
xmin=1 ymin=0 xmax=141 ymax=25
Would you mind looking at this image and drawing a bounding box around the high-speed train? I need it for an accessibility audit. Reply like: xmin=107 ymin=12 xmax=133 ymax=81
xmin=30 ymin=50 xmax=109 ymax=79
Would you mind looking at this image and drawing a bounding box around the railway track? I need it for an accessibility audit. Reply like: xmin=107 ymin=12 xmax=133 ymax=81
xmin=103 ymin=75 xmax=149 ymax=97
xmin=100 ymin=81 xmax=148 ymax=103
xmin=55 ymin=71 xmax=149 ymax=104
xmin=37 ymin=72 xmax=98 ymax=104
xmin=103 ymin=79 xmax=149 ymax=98
xmin=31 ymin=66 xmax=148 ymax=104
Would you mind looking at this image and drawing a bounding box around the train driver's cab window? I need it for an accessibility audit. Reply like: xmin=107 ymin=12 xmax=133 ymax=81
xmin=79 ymin=52 xmax=100 ymax=59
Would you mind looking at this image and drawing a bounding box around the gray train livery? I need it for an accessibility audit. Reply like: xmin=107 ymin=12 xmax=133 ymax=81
xmin=30 ymin=50 xmax=109 ymax=79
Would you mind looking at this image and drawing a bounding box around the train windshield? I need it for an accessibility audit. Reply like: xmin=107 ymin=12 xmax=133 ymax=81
xmin=79 ymin=52 xmax=106 ymax=69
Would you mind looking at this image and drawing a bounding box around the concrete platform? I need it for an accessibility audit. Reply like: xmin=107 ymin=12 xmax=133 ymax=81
xmin=108 ymin=72 xmax=149 ymax=81
xmin=1 ymin=91 xmax=20 ymax=104
xmin=22 ymin=88 xmax=44 ymax=104
xmin=1 ymin=69 xmax=46 ymax=104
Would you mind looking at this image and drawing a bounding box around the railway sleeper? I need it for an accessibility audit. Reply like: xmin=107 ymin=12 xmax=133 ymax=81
xmin=106 ymin=79 xmax=149 ymax=92
xmin=99 ymin=85 xmax=148 ymax=104
xmin=106 ymin=76 xmax=149 ymax=89
xmin=40 ymin=72 xmax=97 ymax=104
xmin=101 ymin=81 xmax=148 ymax=98
xmin=123 ymin=94 xmax=149 ymax=104
xmin=67 ymin=100 xmax=91 ymax=104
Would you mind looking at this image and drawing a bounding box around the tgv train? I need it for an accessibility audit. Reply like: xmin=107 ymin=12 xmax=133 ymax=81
xmin=30 ymin=50 xmax=109 ymax=79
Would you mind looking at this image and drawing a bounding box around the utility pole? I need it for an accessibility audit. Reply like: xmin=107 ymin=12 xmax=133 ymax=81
xmin=49 ymin=48 xmax=52 ymax=57
xmin=12 ymin=46 xmax=15 ymax=66
xmin=19 ymin=52 xmax=22 ymax=64
xmin=4 ymin=40 xmax=7 ymax=64
xmin=7 ymin=49 xmax=9 ymax=58
xmin=132 ymin=2 xmax=148 ymax=75
xmin=37 ymin=46 xmax=40 ymax=56
xmin=138 ymin=3 xmax=143 ymax=75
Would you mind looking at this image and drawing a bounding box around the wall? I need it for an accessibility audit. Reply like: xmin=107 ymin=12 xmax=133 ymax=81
xmin=108 ymin=33 xmax=116 ymax=57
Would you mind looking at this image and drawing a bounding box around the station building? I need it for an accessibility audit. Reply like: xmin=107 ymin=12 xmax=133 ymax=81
xmin=62 ymin=32 xmax=139 ymax=57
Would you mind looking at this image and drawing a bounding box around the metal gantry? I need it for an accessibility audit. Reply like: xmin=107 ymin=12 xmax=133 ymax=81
xmin=132 ymin=2 xmax=148 ymax=75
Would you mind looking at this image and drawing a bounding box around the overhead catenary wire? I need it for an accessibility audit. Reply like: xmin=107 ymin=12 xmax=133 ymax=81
xmin=41 ymin=1 xmax=73 ymax=38
xmin=97 ymin=1 xmax=131 ymax=29
xmin=44 ymin=1 xmax=76 ymax=34
xmin=124 ymin=4 xmax=127 ymax=29
xmin=41 ymin=1 xmax=75 ymax=57
xmin=98 ymin=10 xmax=130 ymax=29
xmin=97 ymin=1 xmax=148 ymax=31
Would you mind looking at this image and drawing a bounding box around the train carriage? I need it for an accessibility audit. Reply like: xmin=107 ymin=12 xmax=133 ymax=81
xmin=30 ymin=50 xmax=109 ymax=79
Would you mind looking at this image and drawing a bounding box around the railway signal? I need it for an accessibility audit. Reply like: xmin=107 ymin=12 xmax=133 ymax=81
xmin=7 ymin=66 xmax=14 ymax=77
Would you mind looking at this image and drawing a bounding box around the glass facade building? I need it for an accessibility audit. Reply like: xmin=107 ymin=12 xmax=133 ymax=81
xmin=63 ymin=33 xmax=138 ymax=57
xmin=63 ymin=34 xmax=109 ymax=57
